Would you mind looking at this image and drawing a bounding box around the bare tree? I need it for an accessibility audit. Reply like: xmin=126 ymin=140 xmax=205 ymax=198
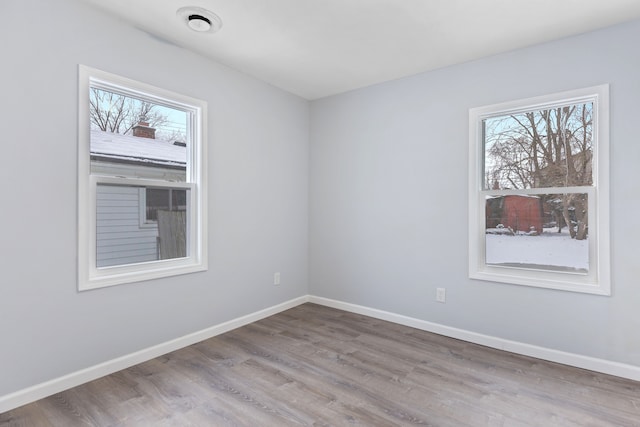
xmin=89 ymin=88 xmax=169 ymax=136
xmin=484 ymin=103 xmax=593 ymax=240
xmin=155 ymin=128 xmax=187 ymax=144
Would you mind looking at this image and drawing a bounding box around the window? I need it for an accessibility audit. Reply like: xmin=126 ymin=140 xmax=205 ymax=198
xmin=468 ymin=85 xmax=610 ymax=294
xmin=142 ymin=188 xmax=187 ymax=223
xmin=78 ymin=65 xmax=207 ymax=290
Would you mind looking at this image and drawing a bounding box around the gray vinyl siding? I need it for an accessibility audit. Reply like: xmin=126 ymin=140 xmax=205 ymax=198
xmin=96 ymin=185 xmax=158 ymax=267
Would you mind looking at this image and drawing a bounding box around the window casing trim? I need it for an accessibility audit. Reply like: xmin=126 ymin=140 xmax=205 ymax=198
xmin=78 ymin=65 xmax=208 ymax=290
xmin=468 ymin=85 xmax=610 ymax=295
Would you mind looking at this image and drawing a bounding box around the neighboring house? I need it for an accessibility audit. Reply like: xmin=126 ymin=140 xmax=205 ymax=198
xmin=90 ymin=122 xmax=187 ymax=267
xmin=486 ymin=195 xmax=543 ymax=234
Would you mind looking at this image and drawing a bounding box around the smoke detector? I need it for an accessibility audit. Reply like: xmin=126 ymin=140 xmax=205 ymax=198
xmin=177 ymin=7 xmax=222 ymax=33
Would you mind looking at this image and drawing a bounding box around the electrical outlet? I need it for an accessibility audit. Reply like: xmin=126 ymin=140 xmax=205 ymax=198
xmin=436 ymin=287 xmax=446 ymax=303
xmin=274 ymin=272 xmax=281 ymax=286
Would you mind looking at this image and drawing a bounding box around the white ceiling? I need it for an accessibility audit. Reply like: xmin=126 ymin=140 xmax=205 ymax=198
xmin=80 ymin=0 xmax=640 ymax=100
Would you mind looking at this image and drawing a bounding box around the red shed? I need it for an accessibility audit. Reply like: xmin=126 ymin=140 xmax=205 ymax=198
xmin=486 ymin=195 xmax=543 ymax=234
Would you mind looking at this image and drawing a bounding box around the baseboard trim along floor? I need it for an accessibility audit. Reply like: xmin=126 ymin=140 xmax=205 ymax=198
xmin=2 ymin=294 xmax=639 ymax=413
xmin=0 ymin=296 xmax=307 ymax=414
xmin=309 ymin=296 xmax=640 ymax=383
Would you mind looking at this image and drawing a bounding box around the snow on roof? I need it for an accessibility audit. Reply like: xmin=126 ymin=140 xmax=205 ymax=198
xmin=486 ymin=194 xmax=541 ymax=199
xmin=90 ymin=129 xmax=186 ymax=168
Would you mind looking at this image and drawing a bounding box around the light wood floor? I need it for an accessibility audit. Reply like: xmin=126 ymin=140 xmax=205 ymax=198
xmin=1 ymin=303 xmax=639 ymax=426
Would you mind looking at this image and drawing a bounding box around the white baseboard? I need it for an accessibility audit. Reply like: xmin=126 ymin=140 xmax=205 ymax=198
xmin=0 ymin=296 xmax=309 ymax=414
xmin=4 ymin=294 xmax=639 ymax=414
xmin=308 ymin=295 xmax=640 ymax=382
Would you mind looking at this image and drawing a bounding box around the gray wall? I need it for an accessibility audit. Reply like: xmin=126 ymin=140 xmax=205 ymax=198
xmin=309 ymin=20 xmax=640 ymax=367
xmin=0 ymin=0 xmax=309 ymax=395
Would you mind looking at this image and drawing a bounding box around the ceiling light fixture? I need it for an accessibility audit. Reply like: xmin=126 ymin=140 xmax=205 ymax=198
xmin=177 ymin=6 xmax=222 ymax=33
xmin=188 ymin=14 xmax=211 ymax=32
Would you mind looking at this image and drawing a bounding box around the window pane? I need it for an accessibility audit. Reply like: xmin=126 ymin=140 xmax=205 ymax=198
xmin=145 ymin=188 xmax=187 ymax=222
xmin=89 ymin=88 xmax=188 ymax=181
xmin=146 ymin=188 xmax=170 ymax=221
xmin=485 ymin=193 xmax=589 ymax=273
xmin=483 ymin=102 xmax=593 ymax=190
xmin=172 ymin=188 xmax=187 ymax=210
xmin=96 ymin=184 xmax=189 ymax=268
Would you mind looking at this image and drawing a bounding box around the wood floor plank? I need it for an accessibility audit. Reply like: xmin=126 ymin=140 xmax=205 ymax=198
xmin=2 ymin=303 xmax=639 ymax=426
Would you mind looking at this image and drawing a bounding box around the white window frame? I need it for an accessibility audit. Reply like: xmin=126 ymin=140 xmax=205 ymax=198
xmin=138 ymin=188 xmax=156 ymax=228
xmin=468 ymin=85 xmax=610 ymax=295
xmin=78 ymin=65 xmax=208 ymax=290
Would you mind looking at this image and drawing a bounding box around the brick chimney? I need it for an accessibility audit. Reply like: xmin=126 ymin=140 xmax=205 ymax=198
xmin=132 ymin=117 xmax=156 ymax=139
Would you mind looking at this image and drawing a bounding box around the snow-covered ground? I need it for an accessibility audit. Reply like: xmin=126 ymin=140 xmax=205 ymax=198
xmin=485 ymin=228 xmax=588 ymax=272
